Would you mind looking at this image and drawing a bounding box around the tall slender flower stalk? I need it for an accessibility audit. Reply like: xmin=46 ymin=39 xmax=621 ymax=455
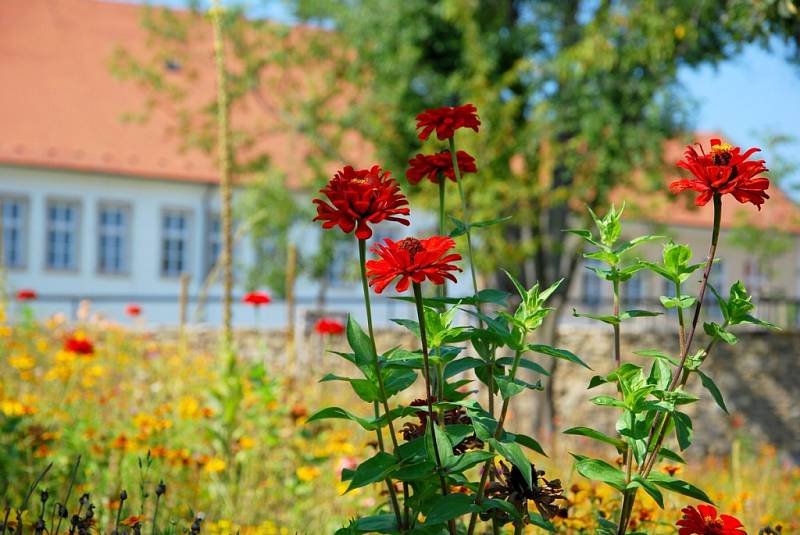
xmin=210 ymin=1 xmax=234 ymax=351
xmin=618 ymin=194 xmax=722 ymax=534
xmin=357 ymin=238 xmax=404 ymax=529
xmin=412 ymin=282 xmax=456 ymax=535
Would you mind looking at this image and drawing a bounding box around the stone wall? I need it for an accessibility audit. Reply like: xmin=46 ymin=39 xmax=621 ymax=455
xmin=165 ymin=325 xmax=800 ymax=462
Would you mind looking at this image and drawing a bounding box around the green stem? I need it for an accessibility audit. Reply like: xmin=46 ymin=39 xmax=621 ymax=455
xmin=358 ymin=238 xmax=404 ymax=530
xmin=449 ymin=135 xmax=494 ymax=426
xmin=466 ymin=349 xmax=525 ymax=535
xmin=613 ymin=277 xmax=621 ymax=367
xmin=449 ymin=137 xmax=480 ymax=303
xmin=627 ymin=194 xmax=723 ymax=527
xmin=438 ymin=177 xmax=447 ymax=299
xmin=412 ymin=283 xmax=456 ymax=535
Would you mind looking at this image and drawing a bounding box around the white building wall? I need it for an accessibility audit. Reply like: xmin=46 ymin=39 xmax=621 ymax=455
xmin=0 ymin=165 xmax=473 ymax=328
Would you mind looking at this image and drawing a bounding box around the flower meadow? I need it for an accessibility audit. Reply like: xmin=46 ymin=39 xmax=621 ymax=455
xmin=1 ymin=104 xmax=798 ymax=534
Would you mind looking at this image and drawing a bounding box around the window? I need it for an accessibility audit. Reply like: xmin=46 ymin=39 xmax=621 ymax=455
xmin=582 ymin=260 xmax=603 ymax=307
xmin=45 ymin=200 xmax=80 ymax=271
xmin=623 ymin=271 xmax=645 ymax=307
xmin=161 ymin=210 xmax=191 ymax=277
xmin=744 ymin=258 xmax=765 ymax=296
xmin=97 ymin=204 xmax=130 ymax=274
xmin=207 ymin=213 xmax=222 ymax=273
xmin=1 ymin=196 xmax=27 ymax=269
xmin=328 ymin=240 xmax=355 ymax=287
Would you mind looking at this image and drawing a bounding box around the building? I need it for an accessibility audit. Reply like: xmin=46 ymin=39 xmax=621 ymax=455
xmin=2 ymin=0 xmax=799 ymax=329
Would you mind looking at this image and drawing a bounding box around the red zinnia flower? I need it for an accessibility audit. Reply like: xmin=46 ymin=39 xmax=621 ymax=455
xmin=313 ymin=165 xmax=410 ymax=240
xmin=314 ymin=318 xmax=345 ymax=336
xmin=64 ymin=335 xmax=94 ymax=355
xmin=242 ymin=292 xmax=271 ymax=306
xmin=677 ymin=505 xmax=746 ymax=535
xmin=669 ymin=138 xmax=770 ymax=209
xmin=366 ymin=236 xmax=462 ymax=293
xmin=415 ymin=104 xmax=481 ymax=141
xmin=406 ymin=150 xmax=477 ymax=185
xmin=125 ymin=304 xmax=142 ymax=317
xmin=16 ymin=289 xmax=37 ymax=301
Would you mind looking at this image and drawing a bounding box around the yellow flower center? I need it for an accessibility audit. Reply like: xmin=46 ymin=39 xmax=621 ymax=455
xmin=711 ymin=142 xmax=733 ymax=153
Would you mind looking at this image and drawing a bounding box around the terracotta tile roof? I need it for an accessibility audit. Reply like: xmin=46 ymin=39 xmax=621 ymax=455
xmin=3 ymin=0 xmax=798 ymax=233
xmin=0 ymin=0 xmax=349 ymax=186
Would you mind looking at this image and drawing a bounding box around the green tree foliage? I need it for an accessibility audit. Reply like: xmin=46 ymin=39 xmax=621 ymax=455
xmin=291 ymin=0 xmax=799 ymax=299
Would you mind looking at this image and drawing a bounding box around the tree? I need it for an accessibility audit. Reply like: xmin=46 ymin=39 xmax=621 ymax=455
xmin=288 ymin=0 xmax=800 ymax=430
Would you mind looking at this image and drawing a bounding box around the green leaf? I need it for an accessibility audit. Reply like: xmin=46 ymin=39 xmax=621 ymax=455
xmin=446 ymin=450 xmax=494 ymax=473
xmin=528 ymin=343 xmax=590 ymax=369
xmin=629 ymin=475 xmax=664 ymax=508
xmin=481 ymin=499 xmax=522 ymax=522
xmin=659 ymin=295 xmax=697 ymax=309
xmin=353 ymin=514 xmax=397 ymax=533
xmin=444 ymin=357 xmax=485 ymax=378
xmin=564 ymin=228 xmax=604 ymax=248
xmin=615 ymin=234 xmax=664 ymax=255
xmin=563 ymin=427 xmax=626 ymax=451
xmin=696 ymin=370 xmax=728 ymax=413
xmin=575 ymin=458 xmax=626 ymax=491
xmin=673 ymin=411 xmax=693 ymax=450
xmin=347 ymin=315 xmax=376 ymax=371
xmin=306 ymin=406 xmax=380 ymax=431
xmin=634 ymin=349 xmax=679 ymax=366
xmin=390 ymin=318 xmax=420 ymax=337
xmin=703 ymin=322 xmax=738 ymax=345
xmin=393 ymin=461 xmax=435 ymax=482
xmin=488 ymin=438 xmax=532 ymax=488
xmin=657 ymin=447 xmax=686 ymax=464
xmin=528 ymin=512 xmax=557 ymax=532
xmin=648 ymin=472 xmax=714 ymax=504
xmin=495 ymin=376 xmax=527 ymax=400
xmin=347 ymin=452 xmax=399 ymax=491
xmin=424 ymin=493 xmax=479 ymax=525
xmin=426 ymin=424 xmax=455 ymax=468
xmin=513 ymin=433 xmax=547 ymax=456
xmin=573 ymin=309 xmax=620 ymax=325
xmin=590 ymin=395 xmax=627 ymax=408
xmin=496 ymin=356 xmax=550 ymax=376
xmin=620 ymin=309 xmax=662 ymax=320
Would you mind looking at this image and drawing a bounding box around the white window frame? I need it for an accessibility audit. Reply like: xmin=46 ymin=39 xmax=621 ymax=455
xmin=160 ymin=208 xmax=192 ymax=278
xmin=0 ymin=194 xmax=28 ymax=270
xmin=97 ymin=201 xmax=131 ymax=276
xmin=44 ymin=198 xmax=81 ymax=272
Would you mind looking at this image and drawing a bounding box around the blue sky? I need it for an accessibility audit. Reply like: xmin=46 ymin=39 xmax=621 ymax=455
xmin=120 ymin=0 xmax=800 ymax=194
